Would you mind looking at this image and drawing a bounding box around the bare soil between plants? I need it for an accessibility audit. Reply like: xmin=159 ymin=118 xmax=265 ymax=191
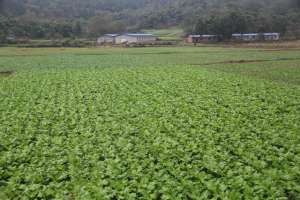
xmin=190 ymin=57 xmax=300 ymax=66
xmin=0 ymin=71 xmax=15 ymax=77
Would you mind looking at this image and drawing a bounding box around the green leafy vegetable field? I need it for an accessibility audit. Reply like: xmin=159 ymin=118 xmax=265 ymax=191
xmin=0 ymin=47 xmax=300 ymax=199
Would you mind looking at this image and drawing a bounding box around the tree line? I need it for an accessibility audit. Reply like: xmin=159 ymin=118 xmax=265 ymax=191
xmin=0 ymin=0 xmax=299 ymax=42
xmin=189 ymin=10 xmax=300 ymax=39
xmin=0 ymin=17 xmax=82 ymax=42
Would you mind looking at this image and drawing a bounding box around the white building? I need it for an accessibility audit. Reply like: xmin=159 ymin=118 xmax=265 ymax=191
xmin=232 ymin=33 xmax=280 ymax=41
xmin=115 ymin=33 xmax=157 ymax=44
xmin=263 ymin=33 xmax=280 ymax=41
xmin=97 ymin=34 xmax=119 ymax=44
xmin=232 ymin=33 xmax=259 ymax=41
xmin=186 ymin=35 xmax=218 ymax=43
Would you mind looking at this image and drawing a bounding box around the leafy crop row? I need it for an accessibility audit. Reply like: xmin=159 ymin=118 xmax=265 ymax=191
xmin=0 ymin=47 xmax=300 ymax=199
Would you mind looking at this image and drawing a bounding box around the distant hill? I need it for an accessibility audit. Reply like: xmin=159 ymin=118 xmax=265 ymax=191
xmin=0 ymin=0 xmax=299 ymax=40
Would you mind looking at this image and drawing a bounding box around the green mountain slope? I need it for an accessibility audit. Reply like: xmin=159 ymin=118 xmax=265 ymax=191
xmin=0 ymin=0 xmax=299 ymax=39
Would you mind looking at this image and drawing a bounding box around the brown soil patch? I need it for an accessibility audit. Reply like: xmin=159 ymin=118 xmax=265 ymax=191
xmin=0 ymin=71 xmax=15 ymax=77
xmin=0 ymin=55 xmax=45 ymax=57
xmin=190 ymin=57 xmax=300 ymax=66
xmin=260 ymin=48 xmax=300 ymax=52
xmin=199 ymin=59 xmax=268 ymax=66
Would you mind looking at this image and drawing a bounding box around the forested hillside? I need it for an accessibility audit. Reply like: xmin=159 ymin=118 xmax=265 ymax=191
xmin=0 ymin=0 xmax=300 ymax=40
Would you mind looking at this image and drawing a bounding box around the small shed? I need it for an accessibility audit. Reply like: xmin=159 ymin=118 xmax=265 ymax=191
xmin=186 ymin=35 xmax=218 ymax=43
xmin=232 ymin=33 xmax=280 ymax=41
xmin=97 ymin=34 xmax=119 ymax=45
xmin=232 ymin=33 xmax=260 ymax=41
xmin=263 ymin=33 xmax=280 ymax=41
xmin=115 ymin=33 xmax=156 ymax=44
xmin=186 ymin=35 xmax=201 ymax=43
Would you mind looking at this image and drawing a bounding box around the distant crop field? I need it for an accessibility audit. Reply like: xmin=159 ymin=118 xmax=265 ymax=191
xmin=0 ymin=47 xmax=300 ymax=199
xmin=142 ymin=28 xmax=184 ymax=41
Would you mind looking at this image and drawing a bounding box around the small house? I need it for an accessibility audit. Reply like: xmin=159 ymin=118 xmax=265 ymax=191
xmin=186 ymin=35 xmax=218 ymax=43
xmin=231 ymin=33 xmax=243 ymax=41
xmin=232 ymin=33 xmax=280 ymax=41
xmin=232 ymin=33 xmax=260 ymax=41
xmin=201 ymin=35 xmax=218 ymax=42
xmin=97 ymin=34 xmax=119 ymax=45
xmin=115 ymin=33 xmax=156 ymax=44
xmin=186 ymin=35 xmax=201 ymax=43
xmin=263 ymin=33 xmax=280 ymax=41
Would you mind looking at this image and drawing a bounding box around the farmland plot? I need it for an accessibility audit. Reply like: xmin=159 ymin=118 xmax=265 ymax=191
xmin=0 ymin=47 xmax=300 ymax=199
